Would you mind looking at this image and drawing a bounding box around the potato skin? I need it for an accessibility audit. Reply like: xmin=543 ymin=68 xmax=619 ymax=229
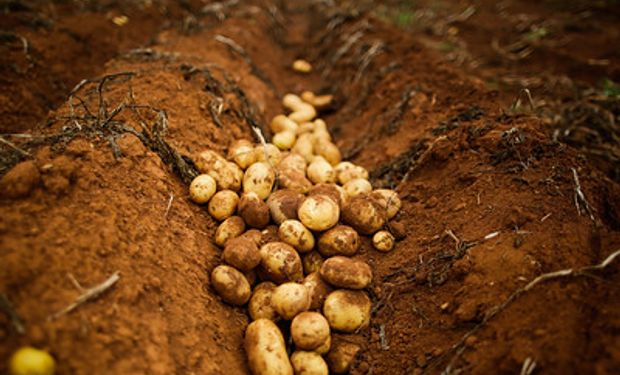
xmin=243 ymin=162 xmax=276 ymax=200
xmin=308 ymin=183 xmax=344 ymax=208
xmin=277 ymin=169 xmax=313 ymax=194
xmin=211 ymin=265 xmax=251 ymax=306
xmin=302 ymin=272 xmax=332 ymax=310
xmin=238 ymin=192 xmax=270 ymax=229
xmin=272 ymin=282 xmax=311 ymax=320
xmin=290 ymin=351 xmax=329 ymax=375
xmin=249 ymin=282 xmax=278 ymax=321
xmin=322 ymin=290 xmax=371 ymax=332
xmin=267 ymin=189 xmax=304 ymax=224
xmin=326 ymin=341 xmax=361 ymax=374
xmin=228 ymin=139 xmax=257 ymax=170
xmin=302 ymin=252 xmax=324 ymax=275
xmin=277 ymin=152 xmax=306 ymax=174
xmin=259 ymin=242 xmax=304 ymax=284
xmin=214 ymin=216 xmax=246 ymax=247
xmin=320 ymin=256 xmax=372 ymax=290
xmin=245 ymin=319 xmax=294 ymax=375
xmin=372 ymin=230 xmax=395 ymax=252
xmin=189 ymin=174 xmax=217 ymax=204
xmin=291 ymin=311 xmax=331 ymax=350
xmin=222 ymin=236 xmax=261 ymax=272
xmin=278 ymin=220 xmax=315 ymax=253
xmin=369 ymin=189 xmax=401 ymax=219
xmin=298 ymin=195 xmax=340 ymax=232
xmin=208 ymin=190 xmax=239 ymax=221
xmin=317 ymin=225 xmax=360 ymax=257
xmin=341 ymin=195 xmax=386 ymax=235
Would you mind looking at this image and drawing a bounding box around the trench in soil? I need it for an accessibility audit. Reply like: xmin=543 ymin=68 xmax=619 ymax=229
xmin=1 ymin=1 xmax=620 ymax=374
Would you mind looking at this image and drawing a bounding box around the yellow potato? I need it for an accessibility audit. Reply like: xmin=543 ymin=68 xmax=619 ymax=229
xmin=343 ymin=178 xmax=372 ymax=198
xmin=211 ymin=265 xmax=251 ymax=306
xmin=320 ymin=256 xmax=372 ymax=289
xmin=249 ymin=281 xmax=278 ymax=321
xmin=302 ymin=251 xmax=324 ymax=275
xmin=302 ymin=272 xmax=332 ymax=310
xmin=189 ymin=174 xmax=217 ymax=204
xmin=278 ymin=169 xmax=313 ymax=194
xmin=222 ymin=236 xmax=261 ymax=272
xmin=341 ymin=195 xmax=386 ymax=235
xmin=315 ymin=334 xmax=331 ymax=355
xmin=290 ymin=351 xmax=328 ymax=375
xmin=292 ymin=133 xmax=315 ymax=162
xmin=194 ymin=149 xmax=225 ymax=173
xmin=301 ymin=91 xmax=333 ymax=109
xmin=271 ymin=114 xmax=299 ymax=133
xmin=307 ymin=156 xmax=336 ymax=184
xmin=309 ymin=183 xmax=345 ymax=209
xmin=289 ymin=103 xmax=317 ymax=124
xmin=278 ymin=219 xmax=315 ymax=253
xmin=245 ymin=319 xmax=293 ymax=375
xmin=313 ymin=140 xmax=341 ymax=166
xmin=318 ymin=225 xmax=360 ymax=257
xmin=267 ymin=189 xmax=304 ymax=225
xmin=292 ymin=59 xmax=312 ymax=73
xmin=326 ymin=341 xmax=361 ymax=374
xmin=372 ymin=230 xmax=395 ymax=252
xmin=291 ymin=311 xmax=330 ymax=350
xmin=255 ymin=143 xmax=282 ymax=166
xmin=214 ymin=215 xmax=246 ymax=247
xmin=272 ymin=282 xmax=311 ymax=320
xmin=322 ymin=290 xmax=371 ymax=333
xmin=259 ymin=242 xmax=304 ymax=284
xmin=335 ymin=162 xmax=368 ymax=185
xmin=238 ymin=192 xmax=271 ymax=229
xmin=273 ymin=131 xmax=296 ymax=151
xmin=283 ymin=94 xmax=304 ymax=111
xmin=243 ymin=162 xmax=275 ymax=200
xmin=207 ymin=159 xmax=244 ymax=192
xmin=369 ymin=189 xmax=402 ymax=219
xmin=298 ymin=195 xmax=340 ymax=231
xmin=296 ymin=121 xmax=315 ymax=135
xmin=228 ymin=139 xmax=257 ymax=170
xmin=277 ymin=152 xmax=307 ymax=174
xmin=208 ymin=190 xmax=239 ymax=221
xmin=9 ymin=347 xmax=55 ymax=375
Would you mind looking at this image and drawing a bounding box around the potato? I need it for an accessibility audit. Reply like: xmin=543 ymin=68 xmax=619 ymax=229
xmin=249 ymin=281 xmax=278 ymax=321
xmin=292 ymin=133 xmax=315 ymax=162
xmin=228 ymin=139 xmax=257 ymax=170
xmin=302 ymin=272 xmax=332 ymax=310
xmin=189 ymin=174 xmax=217 ymax=204
xmin=315 ymin=334 xmax=331 ymax=355
xmin=278 ymin=153 xmax=307 ymax=174
xmin=307 ymin=156 xmax=336 ymax=184
xmin=289 ymin=103 xmax=317 ymax=124
xmin=222 ymin=236 xmax=261 ymax=272
xmin=298 ymin=195 xmax=339 ymax=231
xmin=317 ymin=225 xmax=360 ymax=257
xmin=283 ymin=94 xmax=304 ymax=111
xmin=272 ymin=282 xmax=311 ymax=319
xmin=241 ymin=229 xmax=263 ymax=246
xmin=302 ymin=251 xmax=324 ymax=275
xmin=335 ymin=162 xmax=368 ymax=185
xmin=296 ymin=122 xmax=315 ymax=135
xmin=208 ymin=190 xmax=239 ymax=221
xmin=245 ymin=319 xmax=293 ymax=375
xmin=273 ymin=131 xmax=296 ymax=150
xmin=238 ymin=192 xmax=270 ymax=229
xmin=259 ymin=242 xmax=304 ymax=284
xmin=343 ymin=178 xmax=372 ymax=198
xmin=261 ymin=225 xmax=280 ymax=245
xmin=194 ymin=149 xmax=225 ymax=173
xmin=372 ymin=230 xmax=395 ymax=252
xmin=211 ymin=265 xmax=251 ymax=306
xmin=278 ymin=169 xmax=313 ymax=194
xmin=291 ymin=311 xmax=330 ymax=350
xmin=341 ymin=195 xmax=386 ymax=235
xmin=214 ymin=216 xmax=246 ymax=247
xmin=9 ymin=347 xmax=55 ymax=375
xmin=245 ymin=269 xmax=258 ymax=286
xmin=271 ymin=114 xmax=299 ymax=133
xmin=255 ymin=143 xmax=282 ymax=166
xmin=369 ymin=189 xmax=401 ymax=219
xmin=290 ymin=351 xmax=328 ymax=375
xmin=313 ymin=140 xmax=341 ymax=166
xmin=326 ymin=341 xmax=361 ymax=374
xmin=208 ymin=159 xmax=244 ymax=191
xmin=243 ymin=162 xmax=275 ymax=200
xmin=309 ymin=183 xmax=345 ymax=208
xmin=323 ymin=290 xmax=371 ymax=332
xmin=292 ymin=59 xmax=312 ymax=73
xmin=267 ymin=189 xmax=304 ymax=224
xmin=320 ymin=256 xmax=372 ymax=289
xmin=278 ymin=220 xmax=315 ymax=253
xmin=301 ymin=91 xmax=333 ymax=109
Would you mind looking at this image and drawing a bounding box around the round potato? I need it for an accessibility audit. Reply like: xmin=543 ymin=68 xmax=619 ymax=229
xmin=208 ymin=190 xmax=239 ymax=221
xmin=320 ymin=256 xmax=372 ymax=289
xmin=9 ymin=347 xmax=55 ymax=375
xmin=267 ymin=189 xmax=303 ymax=224
xmin=222 ymin=236 xmax=261 ymax=272
xmin=326 ymin=341 xmax=361 ymax=374
xmin=214 ymin=216 xmax=246 ymax=247
xmin=302 ymin=272 xmax=332 ymax=310
xmin=369 ymin=189 xmax=402 ymax=219
xmin=372 ymin=230 xmax=395 ymax=252
xmin=273 ymin=131 xmax=296 ymax=151
xmin=243 ymin=162 xmax=275 ymax=200
xmin=307 ymin=156 xmax=336 ymax=184
xmin=341 ymin=195 xmax=386 ymax=235
xmin=245 ymin=319 xmax=293 ymax=375
xmin=278 ymin=152 xmax=307 ymax=174
xmin=309 ymin=183 xmax=345 ymax=208
xmin=317 ymin=225 xmax=360 ymax=257
xmin=302 ymin=251 xmax=324 ymax=275
xmin=228 ymin=139 xmax=257 ymax=170
xmin=249 ymin=281 xmax=278 ymax=321
xmin=323 ymin=290 xmax=371 ymax=332
xmin=298 ymin=195 xmax=340 ymax=231
xmin=238 ymin=192 xmax=270 ymax=229
xmin=194 ymin=149 xmax=225 ymax=173
xmin=335 ymin=162 xmax=368 ymax=185
xmin=342 ymin=178 xmax=372 ymax=198
xmin=189 ymin=174 xmax=217 ymax=204
xmin=278 ymin=220 xmax=315 ymax=253
xmin=211 ymin=265 xmax=251 ymax=306
xmin=255 ymin=144 xmax=282 ymax=166
xmin=259 ymin=242 xmax=304 ymax=284
xmin=208 ymin=159 xmax=244 ymax=192
xmin=291 ymin=311 xmax=330 ymax=350
xmin=241 ymin=229 xmax=263 ymax=246
xmin=290 ymin=351 xmax=328 ymax=375
xmin=278 ymin=169 xmax=313 ymax=194
xmin=271 ymin=114 xmax=299 ymax=133
xmin=272 ymin=282 xmax=311 ymax=320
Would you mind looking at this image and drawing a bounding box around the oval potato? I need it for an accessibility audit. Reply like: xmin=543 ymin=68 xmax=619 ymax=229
xmin=249 ymin=282 xmax=278 ymax=321
xmin=222 ymin=236 xmax=261 ymax=272
xmin=259 ymin=242 xmax=304 ymax=284
xmin=302 ymin=272 xmax=332 ymax=310
xmin=320 ymin=256 xmax=372 ymax=289
xmin=307 ymin=156 xmax=335 ymax=184
xmin=189 ymin=174 xmax=217 ymax=204
xmin=298 ymin=195 xmax=340 ymax=231
xmin=278 ymin=220 xmax=315 ymax=253
xmin=208 ymin=190 xmax=239 ymax=221
xmin=372 ymin=230 xmax=395 ymax=252
xmin=245 ymin=319 xmax=293 ymax=375
xmin=323 ymin=290 xmax=371 ymax=333
xmin=214 ymin=216 xmax=246 ymax=247
xmin=211 ymin=265 xmax=251 ymax=306
xmin=238 ymin=192 xmax=270 ymax=229
xmin=341 ymin=195 xmax=386 ymax=235
xmin=291 ymin=311 xmax=330 ymax=351
xmin=267 ymin=189 xmax=304 ymax=225
xmin=243 ymin=162 xmax=276 ymax=200
xmin=317 ymin=225 xmax=360 ymax=257
xmin=272 ymin=282 xmax=311 ymax=320
xmin=228 ymin=139 xmax=257 ymax=170
xmin=290 ymin=351 xmax=328 ymax=375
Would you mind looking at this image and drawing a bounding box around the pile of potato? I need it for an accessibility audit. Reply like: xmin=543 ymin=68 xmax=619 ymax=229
xmin=189 ymin=91 xmax=401 ymax=375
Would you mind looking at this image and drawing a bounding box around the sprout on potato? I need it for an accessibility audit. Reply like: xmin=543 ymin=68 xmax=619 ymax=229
xmin=211 ymin=265 xmax=251 ymax=306
xmin=208 ymin=190 xmax=239 ymax=221
xmin=272 ymin=282 xmax=311 ymax=320
xmin=189 ymin=174 xmax=217 ymax=204
xmin=298 ymin=195 xmax=340 ymax=231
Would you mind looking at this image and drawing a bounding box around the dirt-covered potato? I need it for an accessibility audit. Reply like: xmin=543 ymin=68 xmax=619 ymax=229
xmin=255 ymin=143 xmax=283 ymax=166
xmin=260 ymin=225 xmax=280 ymax=245
xmin=278 ymin=152 xmax=307 ymax=174
xmin=320 ymin=256 xmax=372 ymax=289
xmin=249 ymin=281 xmax=278 ymax=321
xmin=343 ymin=178 xmax=372 ymax=198
xmin=238 ymin=192 xmax=270 ymax=229
xmin=308 ymin=183 xmax=345 ymax=208
xmin=302 ymin=272 xmax=332 ymax=310
xmin=313 ymin=140 xmax=341 ymax=166
xmin=273 ymin=131 xmax=296 ymax=151
xmin=278 ymin=169 xmax=313 ymax=194
xmin=245 ymin=319 xmax=293 ymax=375
xmin=243 ymin=162 xmax=275 ymax=200
xmin=241 ymin=229 xmax=263 ymax=246
xmin=278 ymin=220 xmax=315 ymax=253
xmin=211 ymin=265 xmax=251 ymax=306
xmin=322 ymin=290 xmax=371 ymax=332
xmin=208 ymin=190 xmax=239 ymax=221
xmin=326 ymin=341 xmax=361 ymax=374
xmin=315 ymin=334 xmax=331 ymax=355
xmin=228 ymin=139 xmax=257 ymax=170
xmin=341 ymin=195 xmax=386 ymax=235
xmin=317 ymin=225 xmax=360 ymax=257
xmin=194 ymin=149 xmax=225 ymax=173
xmin=298 ymin=195 xmax=340 ymax=231
xmin=372 ymin=230 xmax=395 ymax=252
xmin=369 ymin=189 xmax=402 ymax=219
xmin=215 ymin=216 xmax=246 ymax=247
xmin=259 ymin=242 xmax=304 ymax=284
xmin=272 ymin=282 xmax=311 ymax=320
xmin=307 ymin=156 xmax=336 ymax=184
xmin=290 ymin=351 xmax=328 ymax=375
xmin=292 ymin=133 xmax=315 ymax=162
xmin=222 ymin=236 xmax=261 ymax=272
xmin=291 ymin=311 xmax=330 ymax=350
xmin=302 ymin=251 xmax=324 ymax=275
xmin=335 ymin=162 xmax=368 ymax=185
xmin=271 ymin=114 xmax=299 ymax=133
xmin=189 ymin=174 xmax=217 ymax=204
xmin=267 ymin=189 xmax=303 ymax=224
xmin=206 ymin=158 xmax=244 ymax=192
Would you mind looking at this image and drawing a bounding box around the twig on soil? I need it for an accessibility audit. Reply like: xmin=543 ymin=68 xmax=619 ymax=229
xmin=382 ymin=87 xmax=415 ymax=135
xmin=50 ymin=271 xmax=120 ymax=320
xmin=571 ymin=168 xmax=596 ymax=223
xmin=520 ymin=357 xmax=536 ymax=375
xmin=354 ymin=40 xmax=384 ymax=83
xmin=395 ymin=136 xmax=446 ymax=192
xmin=164 ymin=193 xmax=174 ymax=219
xmin=0 ymin=294 xmax=25 ymax=334
xmin=0 ymin=135 xmax=30 ymax=156
xmin=323 ymin=26 xmax=367 ymax=77
xmin=510 ymin=88 xmax=536 ymax=112
xmin=379 ymin=324 xmax=389 ymax=350
xmin=201 ymin=0 xmax=239 ymax=20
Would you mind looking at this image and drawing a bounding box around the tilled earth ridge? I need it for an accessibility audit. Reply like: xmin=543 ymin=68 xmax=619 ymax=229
xmin=1 ymin=1 xmax=620 ymax=375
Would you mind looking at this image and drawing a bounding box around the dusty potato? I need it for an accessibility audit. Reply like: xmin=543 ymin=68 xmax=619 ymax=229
xmin=322 ymin=290 xmax=371 ymax=332
xmin=255 ymin=143 xmax=282 ymax=166
xmin=372 ymin=230 xmax=395 ymax=252
xmin=211 ymin=265 xmax=251 ymax=306
xmin=289 ymin=103 xmax=317 ymax=124
xmin=214 ymin=216 xmax=246 ymax=247
xmin=273 ymin=131 xmax=296 ymax=150
xmin=369 ymin=189 xmax=402 ymax=219
xmin=208 ymin=190 xmax=239 ymax=221
xmin=341 ymin=195 xmax=386 ymax=235
xmin=189 ymin=174 xmax=217 ymax=204
xmin=245 ymin=269 xmax=257 ymax=286
xmin=290 ymin=351 xmax=328 ymax=375
xmin=272 ymin=282 xmax=311 ymax=320
xmin=277 ymin=153 xmax=307 ymax=174
xmin=309 ymin=183 xmax=344 ymax=208
xmin=307 ymin=156 xmax=336 ymax=184
xmin=302 ymin=272 xmax=332 ymax=310
xmin=326 ymin=341 xmax=361 ymax=374
xmin=298 ymin=195 xmax=340 ymax=231
xmin=292 ymin=59 xmax=312 ymax=73
xmin=302 ymin=252 xmax=324 ymax=275
xmin=259 ymin=242 xmax=304 ymax=284
xmin=278 ymin=220 xmax=315 ymax=253
xmin=249 ymin=281 xmax=278 ymax=321
xmin=313 ymin=141 xmax=341 ymax=166
xmin=194 ymin=149 xmax=225 ymax=173
xmin=271 ymin=114 xmax=299 ymax=133
xmin=291 ymin=311 xmax=330 ymax=350
xmin=222 ymin=236 xmax=261 ymax=272
xmin=343 ymin=178 xmax=372 ymax=198
xmin=317 ymin=225 xmax=360 ymax=257
xmin=320 ymin=256 xmax=372 ymax=289
xmin=278 ymin=169 xmax=313 ymax=194
xmin=267 ymin=189 xmax=304 ymax=224
xmin=315 ymin=334 xmax=331 ymax=355
xmin=292 ymin=133 xmax=315 ymax=162
xmin=261 ymin=225 xmax=280 ymax=245
xmin=335 ymin=162 xmax=368 ymax=185
xmin=241 ymin=229 xmax=263 ymax=246
xmin=238 ymin=192 xmax=270 ymax=229
xmin=245 ymin=319 xmax=293 ymax=375
xmin=228 ymin=139 xmax=257 ymax=170
xmin=243 ymin=162 xmax=275 ymax=200
xmin=207 ymin=159 xmax=244 ymax=192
